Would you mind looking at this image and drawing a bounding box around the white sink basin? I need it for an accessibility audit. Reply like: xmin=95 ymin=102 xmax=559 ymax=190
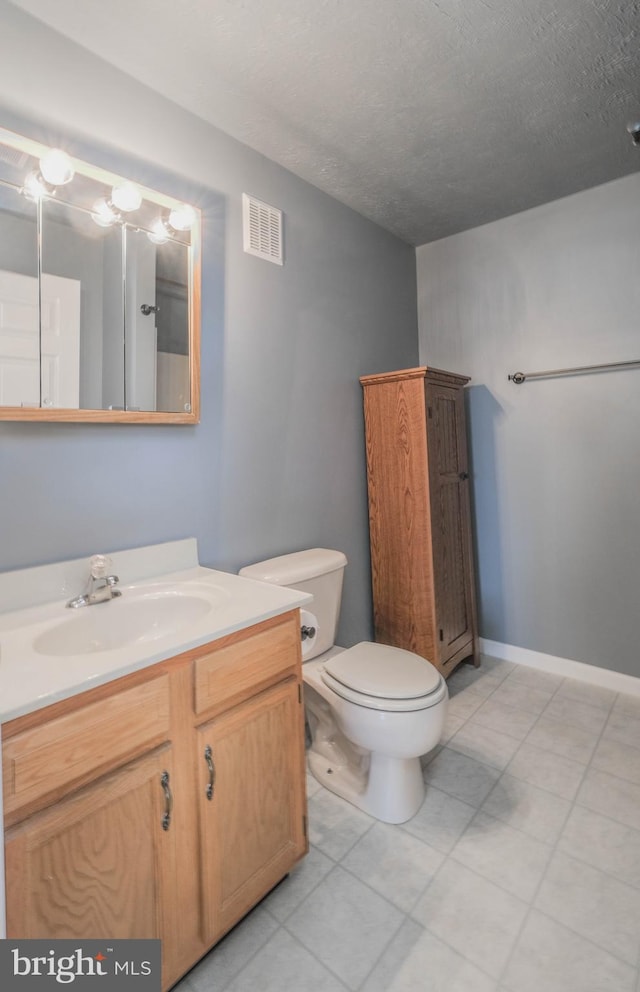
xmin=33 ymin=583 xmax=229 ymax=656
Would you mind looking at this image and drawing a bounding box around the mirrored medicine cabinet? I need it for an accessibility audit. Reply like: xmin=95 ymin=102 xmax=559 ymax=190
xmin=0 ymin=126 xmax=201 ymax=423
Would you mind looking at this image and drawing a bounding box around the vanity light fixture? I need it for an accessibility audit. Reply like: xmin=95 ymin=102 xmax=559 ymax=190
xmin=23 ymin=147 xmax=75 ymax=200
xmin=168 ymin=203 xmax=196 ymax=231
xmin=111 ymin=180 xmax=142 ymax=212
xmin=23 ymin=169 xmax=53 ymax=201
xmin=147 ymin=203 xmax=196 ymax=244
xmin=91 ymin=197 xmax=121 ymax=228
xmin=39 ymin=148 xmax=75 ymax=186
xmin=147 ymin=216 xmax=171 ymax=245
xmin=91 ymin=181 xmax=143 ymax=228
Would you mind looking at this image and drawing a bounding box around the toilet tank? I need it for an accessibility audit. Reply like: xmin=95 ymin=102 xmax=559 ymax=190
xmin=239 ymin=549 xmax=347 ymax=659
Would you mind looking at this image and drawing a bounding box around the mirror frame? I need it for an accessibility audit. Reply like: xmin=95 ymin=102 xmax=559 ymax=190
xmin=0 ymin=126 xmax=201 ymax=424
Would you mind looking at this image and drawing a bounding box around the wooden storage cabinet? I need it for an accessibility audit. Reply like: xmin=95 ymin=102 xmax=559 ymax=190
xmin=360 ymin=366 xmax=478 ymax=677
xmin=2 ymin=610 xmax=307 ymax=990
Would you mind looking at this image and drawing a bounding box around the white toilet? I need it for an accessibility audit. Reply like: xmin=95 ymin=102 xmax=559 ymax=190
xmin=239 ymin=549 xmax=448 ymax=824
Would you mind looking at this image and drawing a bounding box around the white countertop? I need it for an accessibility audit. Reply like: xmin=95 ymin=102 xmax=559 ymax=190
xmin=0 ymin=541 xmax=311 ymax=723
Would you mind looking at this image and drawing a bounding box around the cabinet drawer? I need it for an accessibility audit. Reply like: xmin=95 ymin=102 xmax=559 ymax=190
xmin=194 ymin=612 xmax=300 ymax=717
xmin=3 ymin=675 xmax=171 ymax=819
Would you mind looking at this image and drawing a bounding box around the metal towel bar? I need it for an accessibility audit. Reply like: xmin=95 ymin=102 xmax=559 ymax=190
xmin=508 ymin=358 xmax=640 ymax=384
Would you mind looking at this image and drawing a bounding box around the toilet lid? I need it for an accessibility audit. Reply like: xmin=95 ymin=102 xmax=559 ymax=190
xmin=320 ymin=668 xmax=446 ymax=712
xmin=323 ymin=642 xmax=441 ymax=699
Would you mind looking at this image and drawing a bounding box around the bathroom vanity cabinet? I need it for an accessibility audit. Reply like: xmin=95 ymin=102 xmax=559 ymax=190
xmin=2 ymin=610 xmax=307 ymax=989
xmin=360 ymin=366 xmax=478 ymax=678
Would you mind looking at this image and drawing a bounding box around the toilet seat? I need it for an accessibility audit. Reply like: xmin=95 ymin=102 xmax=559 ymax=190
xmin=320 ymin=642 xmax=445 ymax=712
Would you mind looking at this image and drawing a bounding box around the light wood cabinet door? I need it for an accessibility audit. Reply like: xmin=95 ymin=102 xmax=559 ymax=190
xmin=196 ymin=679 xmax=307 ymax=943
xmin=425 ymin=378 xmax=475 ymax=664
xmin=5 ymin=745 xmax=178 ymax=980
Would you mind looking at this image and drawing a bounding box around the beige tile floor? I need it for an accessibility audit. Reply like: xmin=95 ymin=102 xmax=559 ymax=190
xmin=175 ymin=656 xmax=640 ymax=992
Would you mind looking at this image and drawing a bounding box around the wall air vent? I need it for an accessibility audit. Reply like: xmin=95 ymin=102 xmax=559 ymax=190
xmin=242 ymin=193 xmax=283 ymax=265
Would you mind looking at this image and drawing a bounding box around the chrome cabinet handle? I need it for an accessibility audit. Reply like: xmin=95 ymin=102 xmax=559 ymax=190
xmin=204 ymin=745 xmax=215 ymax=801
xmin=161 ymin=771 xmax=173 ymax=831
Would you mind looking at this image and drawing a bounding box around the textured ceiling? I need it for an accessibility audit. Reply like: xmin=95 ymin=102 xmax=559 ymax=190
xmin=8 ymin=0 xmax=640 ymax=245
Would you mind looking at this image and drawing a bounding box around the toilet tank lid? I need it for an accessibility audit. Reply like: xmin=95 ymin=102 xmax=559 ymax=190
xmin=239 ymin=548 xmax=347 ymax=585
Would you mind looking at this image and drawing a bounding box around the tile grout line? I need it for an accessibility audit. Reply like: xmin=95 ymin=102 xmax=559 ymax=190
xmin=444 ymin=668 xmax=640 ymax=882
xmin=330 ymin=827 xmax=454 ymax=989
xmin=185 ymin=912 xmax=283 ymax=992
xmin=267 ymin=861 xmax=354 ymax=990
xmin=277 ymin=920 xmax=352 ymax=992
xmin=273 ymin=815 xmax=404 ymax=992
xmin=405 ymin=664 xmax=554 ymax=985
xmin=384 ymin=840 xmax=503 ymax=989
xmin=441 ymin=662 xmax=639 ymax=985
xmin=261 ymin=844 xmax=340 ymax=925
xmin=404 ymin=664 xmax=638 ymax=984
xmin=500 ymin=671 xmax=621 ymax=799
xmin=279 ymin=860 xmax=404 ymax=992
xmin=588 ymin=695 xmax=640 ymax=980
xmin=493 ymin=676 xmax=631 ymax=988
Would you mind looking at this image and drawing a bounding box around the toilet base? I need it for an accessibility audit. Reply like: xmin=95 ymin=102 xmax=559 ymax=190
xmin=308 ymin=747 xmax=426 ymax=824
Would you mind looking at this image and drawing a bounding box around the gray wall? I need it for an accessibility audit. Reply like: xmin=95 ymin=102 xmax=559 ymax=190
xmin=42 ymin=205 xmax=107 ymax=409
xmin=0 ymin=195 xmax=37 ymax=276
xmin=0 ymin=2 xmax=419 ymax=647
xmin=417 ymin=172 xmax=640 ymax=677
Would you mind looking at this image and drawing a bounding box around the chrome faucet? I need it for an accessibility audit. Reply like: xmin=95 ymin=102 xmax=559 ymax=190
xmin=66 ymin=554 xmax=121 ymax=609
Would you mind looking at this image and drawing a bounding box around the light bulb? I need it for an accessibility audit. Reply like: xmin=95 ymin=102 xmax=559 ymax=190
xmin=39 ymin=148 xmax=74 ymax=186
xmin=91 ymin=197 xmax=120 ymax=228
xmin=168 ymin=203 xmax=196 ymax=231
xmin=23 ymin=170 xmax=50 ymax=201
xmin=148 ymin=217 xmax=170 ymax=245
xmin=111 ymin=181 xmax=142 ymax=213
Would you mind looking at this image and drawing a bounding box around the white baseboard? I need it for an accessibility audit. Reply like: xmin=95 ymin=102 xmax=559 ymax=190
xmin=480 ymin=638 xmax=640 ymax=698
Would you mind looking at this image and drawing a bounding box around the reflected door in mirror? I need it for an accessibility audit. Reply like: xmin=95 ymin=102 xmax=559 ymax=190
xmin=0 ymin=270 xmax=80 ymax=408
xmin=125 ymin=230 xmax=191 ymax=413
